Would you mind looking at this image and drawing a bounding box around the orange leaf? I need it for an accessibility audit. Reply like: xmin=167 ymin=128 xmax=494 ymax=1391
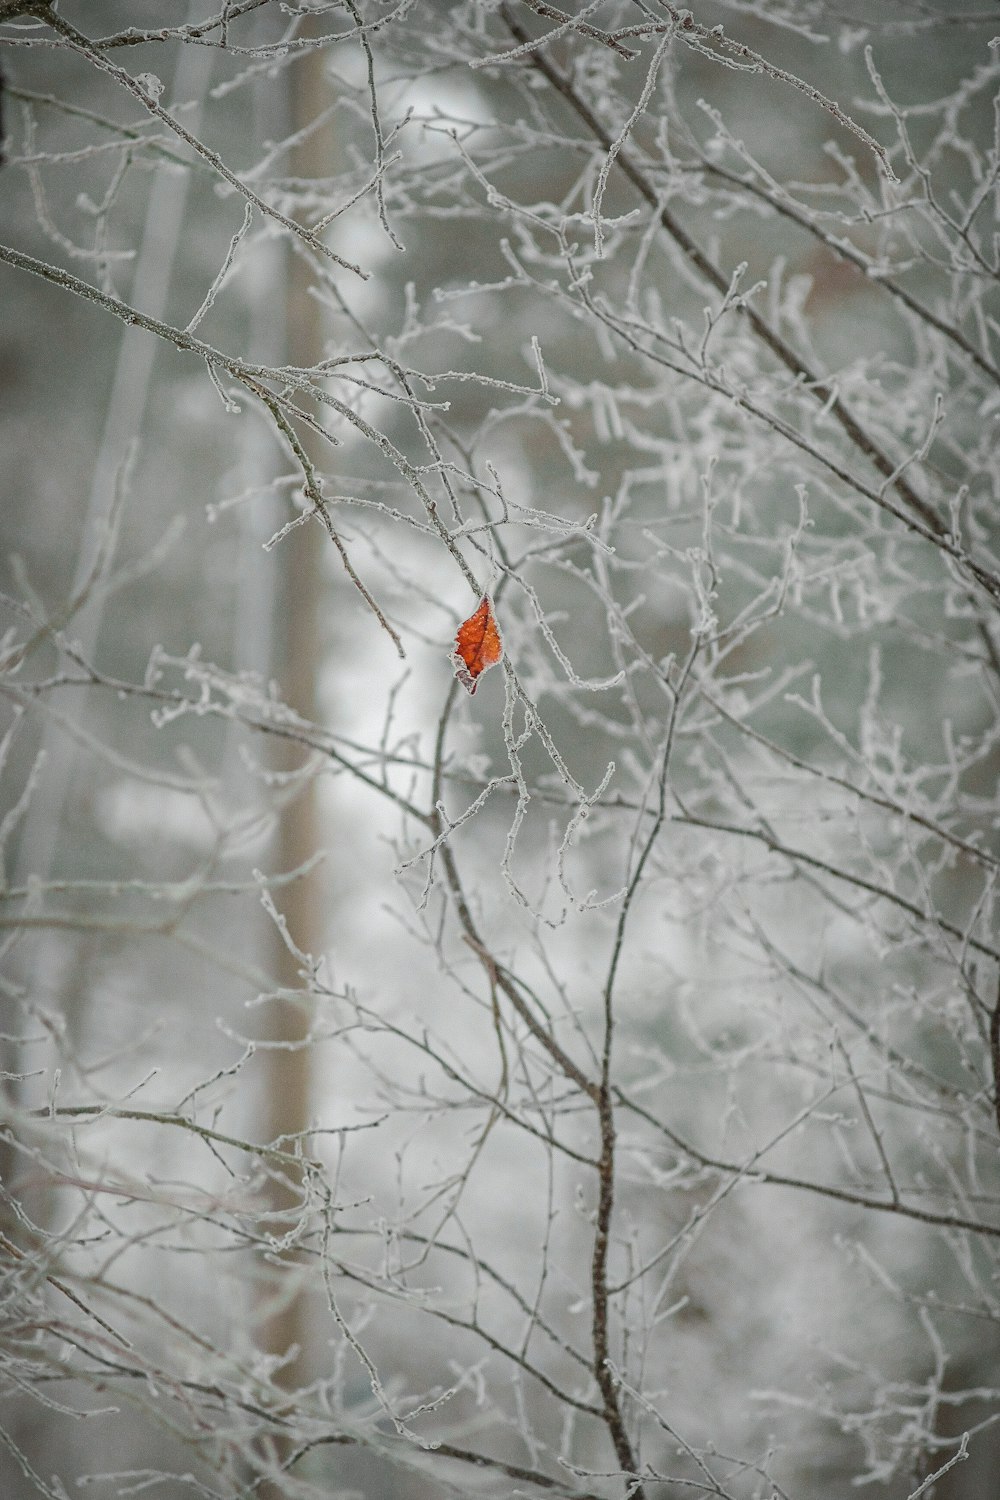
xmin=451 ymin=596 xmax=503 ymax=694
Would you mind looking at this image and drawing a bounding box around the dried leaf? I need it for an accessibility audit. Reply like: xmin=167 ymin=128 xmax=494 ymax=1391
xmin=451 ymin=596 xmax=503 ymax=694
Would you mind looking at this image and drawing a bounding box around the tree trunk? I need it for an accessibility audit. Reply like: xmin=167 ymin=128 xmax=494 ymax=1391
xmin=255 ymin=32 xmax=331 ymax=1485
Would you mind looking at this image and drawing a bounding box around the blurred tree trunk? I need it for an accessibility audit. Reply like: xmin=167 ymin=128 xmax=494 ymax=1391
xmin=0 ymin=28 xmax=213 ymax=1245
xmin=256 ymin=28 xmax=329 ymax=1444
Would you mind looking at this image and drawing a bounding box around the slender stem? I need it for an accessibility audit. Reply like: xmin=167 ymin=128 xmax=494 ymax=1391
xmin=991 ymin=977 xmax=1000 ymax=1138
